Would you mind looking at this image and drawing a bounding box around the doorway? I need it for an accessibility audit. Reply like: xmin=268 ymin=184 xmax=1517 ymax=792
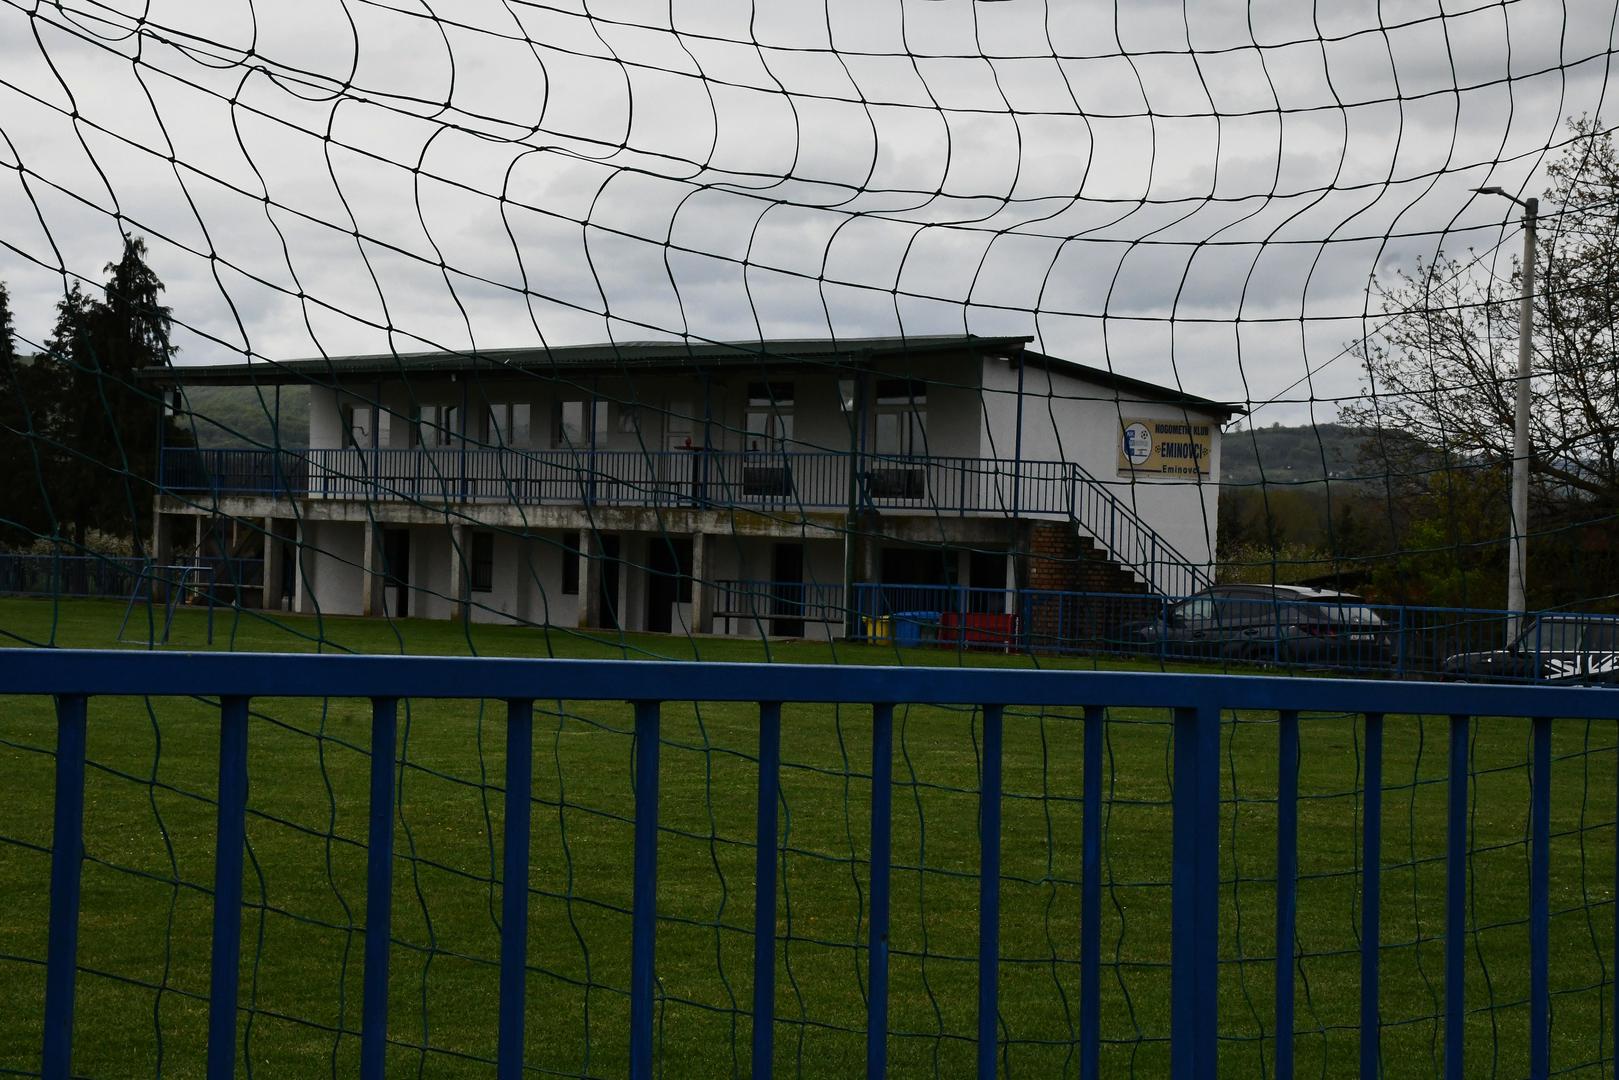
xmin=382 ymin=528 xmax=410 ymax=618
xmin=645 ymin=536 xmax=692 ymax=634
xmin=770 ymin=543 xmax=805 ymax=637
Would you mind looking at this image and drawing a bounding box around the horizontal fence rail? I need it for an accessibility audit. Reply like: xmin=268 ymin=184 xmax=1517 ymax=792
xmin=5 ymin=649 xmax=1619 ymax=1078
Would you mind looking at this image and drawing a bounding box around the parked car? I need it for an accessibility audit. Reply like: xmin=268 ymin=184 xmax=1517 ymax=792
xmin=1132 ymin=584 xmax=1395 ymax=668
xmin=1442 ymin=614 xmax=1619 ymax=685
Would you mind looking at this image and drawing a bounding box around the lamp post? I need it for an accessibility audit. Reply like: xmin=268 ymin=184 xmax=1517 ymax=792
xmin=1473 ymin=185 xmax=1537 ymax=640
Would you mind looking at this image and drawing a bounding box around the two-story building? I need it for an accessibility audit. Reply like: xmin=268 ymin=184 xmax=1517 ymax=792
xmin=148 ymin=335 xmax=1239 ymax=640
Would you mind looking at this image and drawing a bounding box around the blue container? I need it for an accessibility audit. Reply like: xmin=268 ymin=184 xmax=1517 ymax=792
xmin=893 ymin=612 xmax=940 ymax=648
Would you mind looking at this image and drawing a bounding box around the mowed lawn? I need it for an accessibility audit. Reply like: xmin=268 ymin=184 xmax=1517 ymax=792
xmin=0 ymin=597 xmax=1615 ymax=1078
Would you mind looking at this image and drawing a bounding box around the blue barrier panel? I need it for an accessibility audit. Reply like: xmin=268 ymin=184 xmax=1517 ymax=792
xmin=1445 ymin=715 xmax=1469 ymax=1080
xmin=499 ymin=698 xmax=534 ymax=1080
xmin=629 ymin=700 xmax=661 ymax=1080
xmin=208 ymin=696 xmax=249 ymax=1080
xmin=1275 ymin=710 xmax=1298 ymax=1080
xmin=867 ymin=702 xmax=894 ymax=1080
xmin=752 ymin=701 xmax=782 ymax=1078
xmin=1362 ymin=713 xmax=1383 ymax=1079
xmin=7 ymin=650 xmax=1619 ymax=1078
xmin=1080 ymin=704 xmax=1103 ymax=1080
xmin=42 ymin=694 xmax=87 ymax=1080
xmin=361 ymin=697 xmax=399 ymax=1080
xmin=977 ymin=704 xmax=1004 ymax=1080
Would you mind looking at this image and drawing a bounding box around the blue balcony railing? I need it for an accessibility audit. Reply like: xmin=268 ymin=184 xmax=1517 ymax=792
xmin=159 ymin=446 xmax=1214 ymax=597
xmin=6 ymin=649 xmax=1619 ymax=1078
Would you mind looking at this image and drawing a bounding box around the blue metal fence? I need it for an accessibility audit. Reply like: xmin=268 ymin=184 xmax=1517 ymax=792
xmin=6 ymin=648 xmax=1619 ymax=1078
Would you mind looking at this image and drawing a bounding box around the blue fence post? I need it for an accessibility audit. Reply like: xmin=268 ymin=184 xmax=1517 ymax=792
xmin=1445 ymin=714 xmax=1469 ymax=1080
xmin=498 ymin=699 xmax=535 ymax=1080
xmin=752 ymin=702 xmax=783 ymax=1080
xmin=867 ymin=702 xmax=894 ymax=1080
xmin=1172 ymin=704 xmax=1220 ymax=1080
xmin=1081 ymin=704 xmax=1104 ymax=1080
xmin=1362 ymin=712 xmax=1384 ymax=1080
xmin=42 ymin=694 xmax=88 ymax=1080
xmin=1528 ymin=715 xmax=1550 ymax=1080
xmin=361 ymin=698 xmax=399 ymax=1080
xmin=629 ymin=700 xmax=662 ymax=1080
xmin=207 ymin=695 xmax=250 ymax=1080
xmin=1274 ymin=710 xmax=1298 ymax=1080
xmin=978 ymin=704 xmax=1005 ymax=1080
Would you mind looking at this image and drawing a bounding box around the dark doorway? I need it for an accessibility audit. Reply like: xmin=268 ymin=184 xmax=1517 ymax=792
xmin=968 ymin=549 xmax=1007 ymax=612
xmin=382 ymin=529 xmax=410 ymax=617
xmin=644 ymin=536 xmax=692 ymax=634
xmin=599 ymin=534 xmax=621 ymax=630
xmin=770 ymin=543 xmax=805 ymax=637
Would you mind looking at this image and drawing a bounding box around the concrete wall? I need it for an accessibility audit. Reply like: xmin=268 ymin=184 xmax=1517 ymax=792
xmin=979 ymin=357 xmax=1223 ymax=571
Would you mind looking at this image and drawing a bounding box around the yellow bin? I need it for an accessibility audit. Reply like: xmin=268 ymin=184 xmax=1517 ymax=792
xmin=863 ymin=615 xmax=892 ymax=644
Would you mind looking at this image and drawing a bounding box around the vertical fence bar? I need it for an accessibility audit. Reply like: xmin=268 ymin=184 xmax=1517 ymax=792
xmin=978 ymin=704 xmax=1005 ymax=1080
xmin=42 ymin=694 xmax=88 ymax=1080
xmin=1172 ymin=704 xmax=1221 ymax=1080
xmin=1445 ymin=714 xmax=1469 ymax=1080
xmin=1275 ymin=710 xmax=1298 ymax=1080
xmin=867 ymin=703 xmax=895 ymax=1080
xmin=498 ymin=699 xmax=535 ymax=1080
xmin=1362 ymin=713 xmax=1384 ymax=1080
xmin=207 ymin=695 xmax=250 ymax=1080
xmin=1528 ymin=715 xmax=1550 ymax=1080
xmin=629 ymin=700 xmax=662 ymax=1080
xmin=1081 ymin=704 xmax=1104 ymax=1080
xmin=752 ymin=702 xmax=783 ymax=1080
xmin=361 ymin=698 xmax=399 ymax=1080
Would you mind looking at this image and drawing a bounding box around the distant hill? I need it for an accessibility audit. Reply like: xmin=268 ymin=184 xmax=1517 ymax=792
xmin=1219 ymin=422 xmax=1377 ymax=489
xmin=178 ymin=384 xmax=309 ymax=448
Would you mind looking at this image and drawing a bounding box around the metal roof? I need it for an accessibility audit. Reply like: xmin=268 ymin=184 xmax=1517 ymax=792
xmin=139 ymin=333 xmax=1242 ymax=416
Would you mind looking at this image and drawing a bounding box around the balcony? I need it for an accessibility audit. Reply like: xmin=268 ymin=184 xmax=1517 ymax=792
xmin=159 ymin=446 xmax=1077 ymax=517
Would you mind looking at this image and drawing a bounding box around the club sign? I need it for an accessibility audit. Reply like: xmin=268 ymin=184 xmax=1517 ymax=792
xmin=1117 ymin=417 xmax=1212 ymax=477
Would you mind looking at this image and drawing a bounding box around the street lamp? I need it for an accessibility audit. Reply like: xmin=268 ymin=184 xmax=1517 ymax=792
xmin=1472 ymin=185 xmax=1538 ymax=640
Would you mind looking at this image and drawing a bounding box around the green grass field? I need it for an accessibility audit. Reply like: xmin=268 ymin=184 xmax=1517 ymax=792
xmin=1 ymin=597 xmax=1615 ymax=1078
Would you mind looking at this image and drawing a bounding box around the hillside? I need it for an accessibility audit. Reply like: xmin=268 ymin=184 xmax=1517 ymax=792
xmin=1219 ymin=422 xmax=1376 ymax=489
xmin=179 ymin=384 xmax=310 ymax=448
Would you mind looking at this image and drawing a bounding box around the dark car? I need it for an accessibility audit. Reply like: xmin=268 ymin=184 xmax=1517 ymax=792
xmin=1133 ymin=584 xmax=1395 ymax=669
xmin=1442 ymin=614 xmax=1619 ymax=685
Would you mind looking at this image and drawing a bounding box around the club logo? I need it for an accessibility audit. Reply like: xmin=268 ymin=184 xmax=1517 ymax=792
xmin=1122 ymin=422 xmax=1153 ymax=466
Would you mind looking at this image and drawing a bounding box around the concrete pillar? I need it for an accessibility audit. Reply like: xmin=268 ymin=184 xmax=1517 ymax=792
xmin=262 ymin=518 xmax=282 ymax=611
xmin=577 ymin=528 xmax=602 ymax=629
xmin=294 ymin=518 xmax=311 ymax=614
xmin=362 ymin=519 xmax=382 ymax=617
xmin=691 ymin=530 xmax=713 ymax=634
xmin=448 ymin=522 xmax=468 ymax=621
xmin=193 ymin=515 xmax=204 ymax=563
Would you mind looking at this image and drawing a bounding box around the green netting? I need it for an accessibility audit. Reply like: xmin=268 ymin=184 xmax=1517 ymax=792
xmin=2 ymin=0 xmax=1619 ymax=1075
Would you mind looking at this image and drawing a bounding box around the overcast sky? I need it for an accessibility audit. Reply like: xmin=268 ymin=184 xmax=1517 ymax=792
xmin=1 ymin=0 xmax=1615 ymax=427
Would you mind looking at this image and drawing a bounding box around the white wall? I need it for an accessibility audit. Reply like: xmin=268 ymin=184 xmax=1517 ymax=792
xmin=980 ymin=357 xmax=1224 ymax=574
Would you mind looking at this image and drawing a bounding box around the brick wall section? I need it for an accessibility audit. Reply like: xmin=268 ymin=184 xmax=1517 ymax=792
xmin=1025 ymin=521 xmax=1155 ymax=647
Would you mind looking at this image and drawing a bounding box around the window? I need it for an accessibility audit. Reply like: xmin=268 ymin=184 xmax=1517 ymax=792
xmin=511 ymin=403 xmax=531 ymax=447
xmin=556 ymin=400 xmax=608 ymax=449
xmin=561 ymin=531 xmax=580 ymax=594
xmin=746 ymin=382 xmax=794 ymax=451
xmin=874 ymin=378 xmax=926 ymax=456
xmin=341 ymin=404 xmax=371 ymax=449
xmin=376 ymin=409 xmax=393 ymax=448
xmin=470 ymin=532 xmax=494 ymax=593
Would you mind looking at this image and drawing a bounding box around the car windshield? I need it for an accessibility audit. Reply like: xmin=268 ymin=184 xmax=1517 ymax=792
xmin=1517 ymin=618 xmax=1587 ymax=651
xmin=1313 ymin=599 xmax=1384 ymax=627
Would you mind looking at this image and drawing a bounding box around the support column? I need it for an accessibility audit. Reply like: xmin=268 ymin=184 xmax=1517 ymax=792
xmin=448 ymin=522 xmax=468 ymax=622
xmin=691 ymin=531 xmax=713 ymax=634
xmin=362 ymin=519 xmax=382 ymax=618
xmin=578 ymin=529 xmax=602 ymax=629
xmin=262 ymin=518 xmax=282 ymax=611
xmin=294 ymin=518 xmax=311 ymax=614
